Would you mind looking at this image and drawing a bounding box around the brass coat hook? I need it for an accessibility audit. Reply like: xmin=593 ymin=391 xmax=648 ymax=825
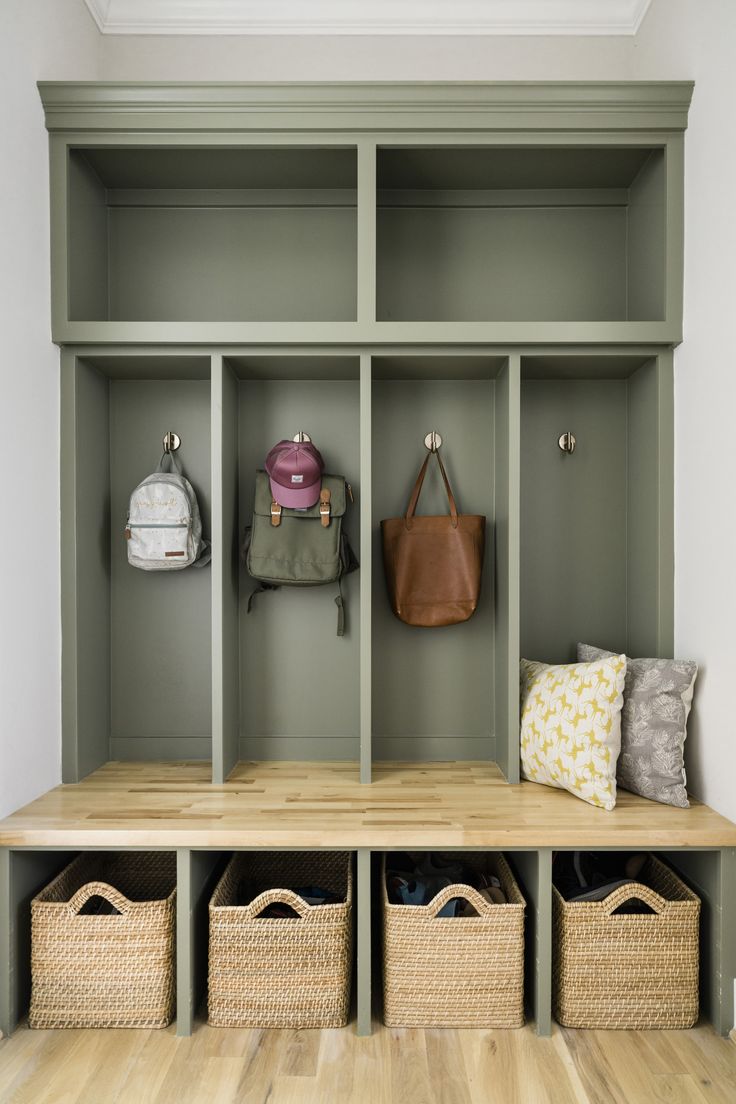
xmin=162 ymin=431 xmax=181 ymax=453
xmin=424 ymin=430 xmax=443 ymax=452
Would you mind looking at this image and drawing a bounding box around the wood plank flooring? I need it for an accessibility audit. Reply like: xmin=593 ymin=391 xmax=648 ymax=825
xmin=0 ymin=1020 xmax=734 ymax=1104
xmin=1 ymin=761 xmax=735 ymax=849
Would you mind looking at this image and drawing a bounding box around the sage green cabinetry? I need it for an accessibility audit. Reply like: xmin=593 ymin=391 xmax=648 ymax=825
xmin=43 ymin=82 xmax=691 ymax=785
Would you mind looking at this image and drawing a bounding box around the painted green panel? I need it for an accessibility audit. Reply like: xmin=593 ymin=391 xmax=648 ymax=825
xmin=0 ymin=851 xmax=76 ymax=1036
xmin=507 ymin=851 xmax=548 ymax=1033
xmin=494 ymin=358 xmax=521 ymax=783
xmin=68 ymin=151 xmax=108 ymax=322
xmin=359 ymin=355 xmax=372 ymax=783
xmin=356 ymin=849 xmax=372 ymax=1036
xmin=37 ymin=81 xmax=694 ymax=135
xmin=627 ymin=358 xmax=667 ymax=657
xmin=73 ymin=359 xmax=111 ymax=780
xmin=110 ymin=737 xmax=212 ymax=761
xmin=521 ymin=379 xmax=628 ymax=663
xmin=107 ymin=207 xmax=356 ymax=323
xmin=237 ymin=380 xmax=360 ymax=754
xmin=212 ymin=357 xmax=240 ymax=784
xmin=109 ymin=380 xmax=212 ymax=757
xmin=372 ymin=736 xmax=493 ymax=761
xmin=659 ymin=851 xmax=724 ymax=1035
xmin=377 ymin=206 xmax=627 ymax=322
xmin=378 ymin=146 xmax=655 ymax=191
xmin=238 ymin=736 xmax=359 ymax=761
xmin=78 ymin=146 xmax=357 ymax=190
xmin=176 ymin=849 xmax=225 ymax=1037
xmin=372 ymin=378 xmax=495 ymax=754
xmin=627 ymin=150 xmax=666 ymax=321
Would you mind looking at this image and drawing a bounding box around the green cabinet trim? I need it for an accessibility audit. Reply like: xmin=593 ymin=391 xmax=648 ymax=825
xmin=37 ymin=81 xmax=694 ymax=133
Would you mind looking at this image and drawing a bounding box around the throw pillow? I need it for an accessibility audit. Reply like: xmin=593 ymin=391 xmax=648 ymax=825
xmin=577 ymin=643 xmax=698 ymax=808
xmin=520 ymin=655 xmax=626 ymax=810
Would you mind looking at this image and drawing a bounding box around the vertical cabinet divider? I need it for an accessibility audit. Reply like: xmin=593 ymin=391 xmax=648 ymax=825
xmin=357 ymin=141 xmax=377 ymax=327
xmin=495 ymin=354 xmax=521 ymax=782
xmin=211 ymin=355 xmax=240 ymax=784
xmin=360 ymin=355 xmax=372 ymax=783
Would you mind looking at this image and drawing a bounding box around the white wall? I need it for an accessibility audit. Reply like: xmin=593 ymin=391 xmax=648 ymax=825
xmin=2 ymin=0 xmax=735 ymax=822
xmin=0 ymin=1 xmax=98 ymax=819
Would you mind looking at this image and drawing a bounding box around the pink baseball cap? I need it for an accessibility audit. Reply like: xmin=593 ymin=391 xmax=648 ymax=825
xmin=265 ymin=439 xmax=325 ymax=509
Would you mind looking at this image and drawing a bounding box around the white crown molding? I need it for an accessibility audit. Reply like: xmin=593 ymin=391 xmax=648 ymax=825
xmin=82 ymin=1 xmax=653 ymax=37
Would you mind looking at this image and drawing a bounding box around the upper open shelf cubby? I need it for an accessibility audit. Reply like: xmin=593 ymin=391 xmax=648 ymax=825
xmin=377 ymin=146 xmax=666 ymax=324
xmin=68 ymin=146 xmax=358 ymax=323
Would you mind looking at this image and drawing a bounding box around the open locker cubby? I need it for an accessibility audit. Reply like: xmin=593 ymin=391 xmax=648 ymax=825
xmin=376 ymin=146 xmax=666 ymax=323
xmin=62 ymin=354 xmax=213 ymax=781
xmin=370 ymin=356 xmax=516 ymax=770
xmin=519 ymin=353 xmax=673 ymax=666
xmin=216 ymin=356 xmax=362 ymax=778
xmin=67 ymin=146 xmax=358 ymax=323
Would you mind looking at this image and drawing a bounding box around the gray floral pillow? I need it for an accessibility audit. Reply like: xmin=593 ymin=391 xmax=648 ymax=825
xmin=577 ymin=644 xmax=697 ymax=808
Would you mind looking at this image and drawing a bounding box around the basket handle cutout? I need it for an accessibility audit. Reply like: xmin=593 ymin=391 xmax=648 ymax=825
xmin=601 ymin=882 xmax=667 ymax=916
xmin=426 ymin=883 xmax=498 ymax=918
xmin=67 ymin=881 xmax=131 ymax=916
xmin=247 ymin=888 xmax=312 ymax=919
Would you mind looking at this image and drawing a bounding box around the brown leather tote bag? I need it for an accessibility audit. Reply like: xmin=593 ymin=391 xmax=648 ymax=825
xmin=381 ymin=450 xmax=485 ymax=627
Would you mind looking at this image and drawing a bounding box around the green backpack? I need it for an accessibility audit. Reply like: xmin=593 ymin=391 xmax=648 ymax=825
xmin=243 ymin=471 xmax=359 ymax=636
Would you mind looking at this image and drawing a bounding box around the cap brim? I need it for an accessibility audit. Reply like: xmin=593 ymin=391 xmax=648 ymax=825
xmin=269 ymin=476 xmax=321 ymax=509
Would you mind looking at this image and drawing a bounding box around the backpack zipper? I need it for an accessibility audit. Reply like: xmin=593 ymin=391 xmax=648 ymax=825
xmin=125 ymin=521 xmax=190 ymax=539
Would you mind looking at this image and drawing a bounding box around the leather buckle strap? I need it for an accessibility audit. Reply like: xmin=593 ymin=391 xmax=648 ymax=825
xmin=270 ymin=501 xmax=282 ymax=527
xmin=320 ymin=487 xmax=331 ymax=527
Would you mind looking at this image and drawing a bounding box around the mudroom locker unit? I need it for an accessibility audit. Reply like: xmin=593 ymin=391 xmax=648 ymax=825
xmin=3 ymin=80 xmax=736 ymax=1042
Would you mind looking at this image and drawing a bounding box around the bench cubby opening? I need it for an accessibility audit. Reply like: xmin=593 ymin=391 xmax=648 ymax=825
xmin=519 ymin=352 xmax=673 ymax=666
xmin=62 ymin=354 xmax=213 ymax=779
xmin=217 ymin=355 xmax=362 ymax=777
xmin=370 ymin=356 xmax=513 ymax=766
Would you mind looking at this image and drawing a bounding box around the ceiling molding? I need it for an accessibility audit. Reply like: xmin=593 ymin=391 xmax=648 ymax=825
xmin=82 ymin=1 xmax=654 ymax=37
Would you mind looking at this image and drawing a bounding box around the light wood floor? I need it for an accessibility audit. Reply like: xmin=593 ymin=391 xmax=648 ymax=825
xmin=0 ymin=1019 xmax=734 ymax=1104
xmin=2 ymin=761 xmax=736 ymax=849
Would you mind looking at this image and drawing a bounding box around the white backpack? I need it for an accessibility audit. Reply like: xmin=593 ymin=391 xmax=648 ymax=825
xmin=125 ymin=452 xmax=211 ymax=571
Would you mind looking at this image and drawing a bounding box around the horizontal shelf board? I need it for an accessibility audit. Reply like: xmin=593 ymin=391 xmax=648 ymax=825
xmin=377 ymin=146 xmax=654 ymax=191
xmin=2 ymin=761 xmax=735 ymax=849
xmin=377 ymin=187 xmax=629 ymax=209
xmin=226 ymin=354 xmax=360 ymax=380
xmin=53 ymin=321 xmax=682 ymax=345
xmin=521 ymin=353 xmax=655 ymax=379
xmin=79 ymin=354 xmax=211 ymax=380
xmin=107 ymin=188 xmax=357 ymax=209
xmin=372 ymin=355 xmax=507 ymax=380
xmin=76 ymin=146 xmax=358 ymax=191
xmin=38 ymin=82 xmax=695 ymax=134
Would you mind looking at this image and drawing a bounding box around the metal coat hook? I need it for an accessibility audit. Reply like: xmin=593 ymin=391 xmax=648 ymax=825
xmin=162 ymin=431 xmax=181 ymax=454
xmin=424 ymin=430 xmax=443 ymax=452
xmin=558 ymin=432 xmax=576 ymax=455
xmin=292 ymin=431 xmax=312 ymax=443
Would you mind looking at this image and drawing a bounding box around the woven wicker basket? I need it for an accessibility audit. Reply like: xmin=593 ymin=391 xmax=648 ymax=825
xmin=208 ymin=851 xmax=353 ymax=1028
xmin=29 ymin=852 xmax=176 ymax=1029
xmin=553 ymin=854 xmax=700 ymax=1029
xmin=382 ymin=852 xmax=526 ymax=1028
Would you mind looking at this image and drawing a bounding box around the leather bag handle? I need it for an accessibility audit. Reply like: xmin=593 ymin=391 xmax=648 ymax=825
xmin=405 ymin=451 xmax=459 ymax=531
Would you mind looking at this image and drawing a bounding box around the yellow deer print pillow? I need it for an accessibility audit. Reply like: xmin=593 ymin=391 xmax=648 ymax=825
xmin=520 ymin=655 xmax=626 ymax=810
